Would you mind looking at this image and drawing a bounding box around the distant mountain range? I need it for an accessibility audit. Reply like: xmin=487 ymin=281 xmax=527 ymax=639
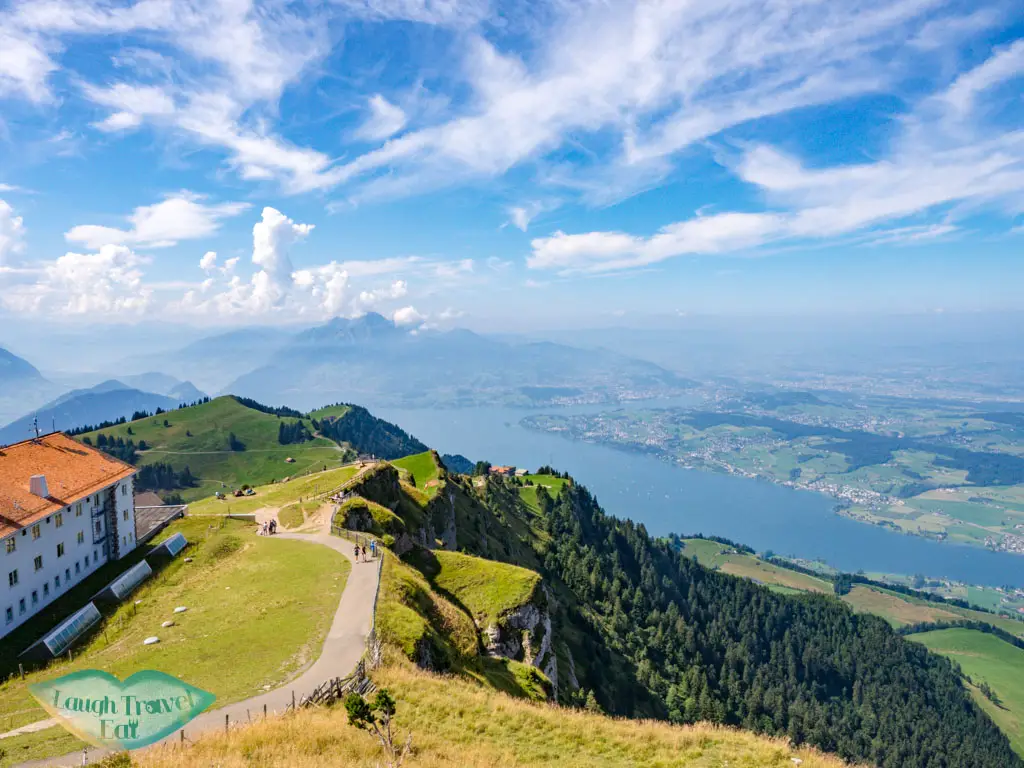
xmin=0 ymin=347 xmax=66 ymax=427
xmin=116 ymin=326 xmax=295 ymax=393
xmin=222 ymin=313 xmax=697 ymax=410
xmin=4 ymin=314 xmax=697 ymax=429
xmin=0 ymin=375 xmax=207 ymax=446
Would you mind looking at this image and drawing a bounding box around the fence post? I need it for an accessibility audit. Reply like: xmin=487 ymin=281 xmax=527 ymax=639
xmin=225 ymin=714 xmax=229 ymax=734
xmin=292 ymin=690 xmax=296 ymax=709
xmin=18 ymin=663 xmax=24 ymax=680
xmin=180 ymin=729 xmax=184 ymax=744
xmin=264 ymin=703 xmax=267 ymax=719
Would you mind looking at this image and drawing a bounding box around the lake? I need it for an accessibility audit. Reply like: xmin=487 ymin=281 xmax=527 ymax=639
xmin=373 ymin=402 xmax=1024 ymax=589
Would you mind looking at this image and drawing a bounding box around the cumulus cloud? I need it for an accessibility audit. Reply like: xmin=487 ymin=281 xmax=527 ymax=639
xmin=248 ymin=206 xmax=315 ymax=311
xmin=0 ymin=200 xmax=26 ymax=266
xmin=392 ymin=305 xmax=425 ymax=327
xmin=199 ymin=251 xmax=218 ymax=271
xmin=66 ymin=193 xmax=249 ymax=249
xmin=3 ymin=245 xmax=150 ymax=315
xmin=183 ymin=207 xmax=423 ymax=319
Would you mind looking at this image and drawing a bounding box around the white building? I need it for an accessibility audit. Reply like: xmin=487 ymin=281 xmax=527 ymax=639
xmin=0 ymin=433 xmax=138 ymax=640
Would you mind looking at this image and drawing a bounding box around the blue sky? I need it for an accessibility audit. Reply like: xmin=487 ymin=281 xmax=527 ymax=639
xmin=0 ymin=0 xmax=1021 ymax=331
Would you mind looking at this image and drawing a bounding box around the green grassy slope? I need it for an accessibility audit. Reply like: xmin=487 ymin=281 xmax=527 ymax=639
xmin=375 ymin=553 xmax=549 ymax=703
xmin=79 ymin=396 xmax=347 ymax=500
xmin=910 ymin=628 xmax=1024 ymax=755
xmin=392 ymin=451 xmax=443 ymax=497
xmin=406 ymin=549 xmax=541 ymax=629
xmin=0 ymin=516 xmax=348 ymax=767
xmin=187 ymin=464 xmax=361 ymax=516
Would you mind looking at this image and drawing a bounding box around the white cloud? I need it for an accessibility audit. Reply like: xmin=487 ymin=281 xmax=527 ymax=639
xmin=432 ymin=258 xmax=474 ymax=278
xmin=392 ymin=305 xmax=425 ymax=327
xmin=327 ymin=0 xmax=960 ymax=201
xmin=941 ymin=39 xmax=1024 ymax=115
xmin=438 ymin=306 xmax=464 ymax=320
xmin=528 ymin=34 xmax=1024 ymax=274
xmin=249 ymin=207 xmax=315 ymax=311
xmin=83 ymin=82 xmax=176 ymax=131
xmin=331 ymin=0 xmax=490 ymax=27
xmin=199 ymin=251 xmax=218 ymax=271
xmin=529 ymin=212 xmax=786 ymax=273
xmin=3 ymin=244 xmax=151 ymax=315
xmin=507 ymin=202 xmax=547 ymax=232
xmin=355 ymin=94 xmax=408 ymax=141
xmin=66 ymin=193 xmax=249 ymax=249
xmin=0 ymin=27 xmax=55 ymax=102
xmin=0 ymin=200 xmax=26 ymax=266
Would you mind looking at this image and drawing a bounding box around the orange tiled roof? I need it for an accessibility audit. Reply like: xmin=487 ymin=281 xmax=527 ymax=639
xmin=0 ymin=433 xmax=135 ymax=538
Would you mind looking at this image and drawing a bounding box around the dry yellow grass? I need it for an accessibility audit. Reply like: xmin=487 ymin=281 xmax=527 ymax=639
xmin=841 ymin=586 xmax=959 ymax=627
xmin=133 ymin=662 xmax=854 ymax=768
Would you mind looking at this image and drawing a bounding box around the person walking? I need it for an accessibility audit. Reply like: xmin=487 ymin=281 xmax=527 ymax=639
xmin=354 ymin=543 xmax=360 ymax=562
xmin=370 ymin=540 xmax=376 ymax=559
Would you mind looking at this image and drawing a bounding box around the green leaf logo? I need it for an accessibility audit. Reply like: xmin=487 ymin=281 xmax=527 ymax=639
xmin=29 ymin=669 xmax=215 ymax=750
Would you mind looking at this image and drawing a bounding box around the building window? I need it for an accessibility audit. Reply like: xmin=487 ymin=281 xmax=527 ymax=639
xmin=34 ymin=555 xmax=43 ymax=571
xmin=84 ymin=555 xmax=90 ymax=567
xmin=54 ymin=512 xmax=63 ymax=528
xmin=94 ymin=550 xmax=99 ymax=562
xmin=4 ymin=538 xmax=14 ymax=554
xmin=55 ymin=575 xmax=60 ymax=589
xmin=31 ymin=525 xmax=40 ymax=540
xmin=123 ymin=510 xmax=129 ymax=521
xmin=77 ymin=532 xmax=84 ymax=545
xmin=75 ymin=503 xmax=82 ymax=517
xmin=121 ymin=483 xmax=127 ymax=496
xmin=75 ymin=562 xmax=80 ymax=575
xmin=7 ymin=570 xmax=17 ymax=587
xmin=65 ymin=568 xmax=70 ymax=582
xmin=18 ymin=598 xmax=25 ymax=614
xmin=95 ymin=521 xmax=102 ymax=535
xmin=43 ymin=583 xmax=49 ymax=598
xmin=94 ymin=495 xmax=99 ymax=506
xmin=31 ymin=590 xmax=38 ymax=605
xmin=4 ymin=607 xmax=11 ymax=624
xmin=57 ymin=543 xmax=65 ymax=558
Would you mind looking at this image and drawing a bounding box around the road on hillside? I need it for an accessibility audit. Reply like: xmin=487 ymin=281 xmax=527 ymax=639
xmin=18 ymin=532 xmax=381 ymax=768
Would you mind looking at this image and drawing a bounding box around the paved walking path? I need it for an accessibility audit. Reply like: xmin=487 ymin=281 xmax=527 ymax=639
xmin=19 ymin=532 xmax=381 ymax=767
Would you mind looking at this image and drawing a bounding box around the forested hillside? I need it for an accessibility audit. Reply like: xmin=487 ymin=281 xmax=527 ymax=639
xmin=349 ymin=459 xmax=1020 ymax=767
xmin=539 ymin=484 xmax=1017 ymax=766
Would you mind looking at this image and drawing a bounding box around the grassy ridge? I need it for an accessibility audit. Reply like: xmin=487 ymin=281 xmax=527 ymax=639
xmin=407 ymin=550 xmax=541 ymax=629
xmin=910 ymin=629 xmax=1024 ymax=755
xmin=391 ymin=451 xmax=442 ymax=497
xmin=132 ymin=663 xmax=854 ymax=768
xmin=80 ymin=397 xmax=347 ymax=500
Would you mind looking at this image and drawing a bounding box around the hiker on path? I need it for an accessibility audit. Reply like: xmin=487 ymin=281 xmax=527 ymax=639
xmin=354 ymin=543 xmax=360 ymax=562
xmin=370 ymin=540 xmax=376 ymax=559
xmin=270 ymin=519 xmax=277 ymax=535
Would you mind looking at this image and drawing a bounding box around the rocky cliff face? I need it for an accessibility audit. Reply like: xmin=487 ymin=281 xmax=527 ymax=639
xmin=481 ymin=585 xmax=564 ymax=696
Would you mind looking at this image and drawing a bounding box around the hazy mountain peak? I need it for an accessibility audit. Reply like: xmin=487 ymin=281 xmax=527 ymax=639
xmin=0 ymin=347 xmax=44 ymax=383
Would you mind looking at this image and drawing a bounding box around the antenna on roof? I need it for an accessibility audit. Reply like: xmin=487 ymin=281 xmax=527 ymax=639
xmin=32 ymin=417 xmax=40 ymax=439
